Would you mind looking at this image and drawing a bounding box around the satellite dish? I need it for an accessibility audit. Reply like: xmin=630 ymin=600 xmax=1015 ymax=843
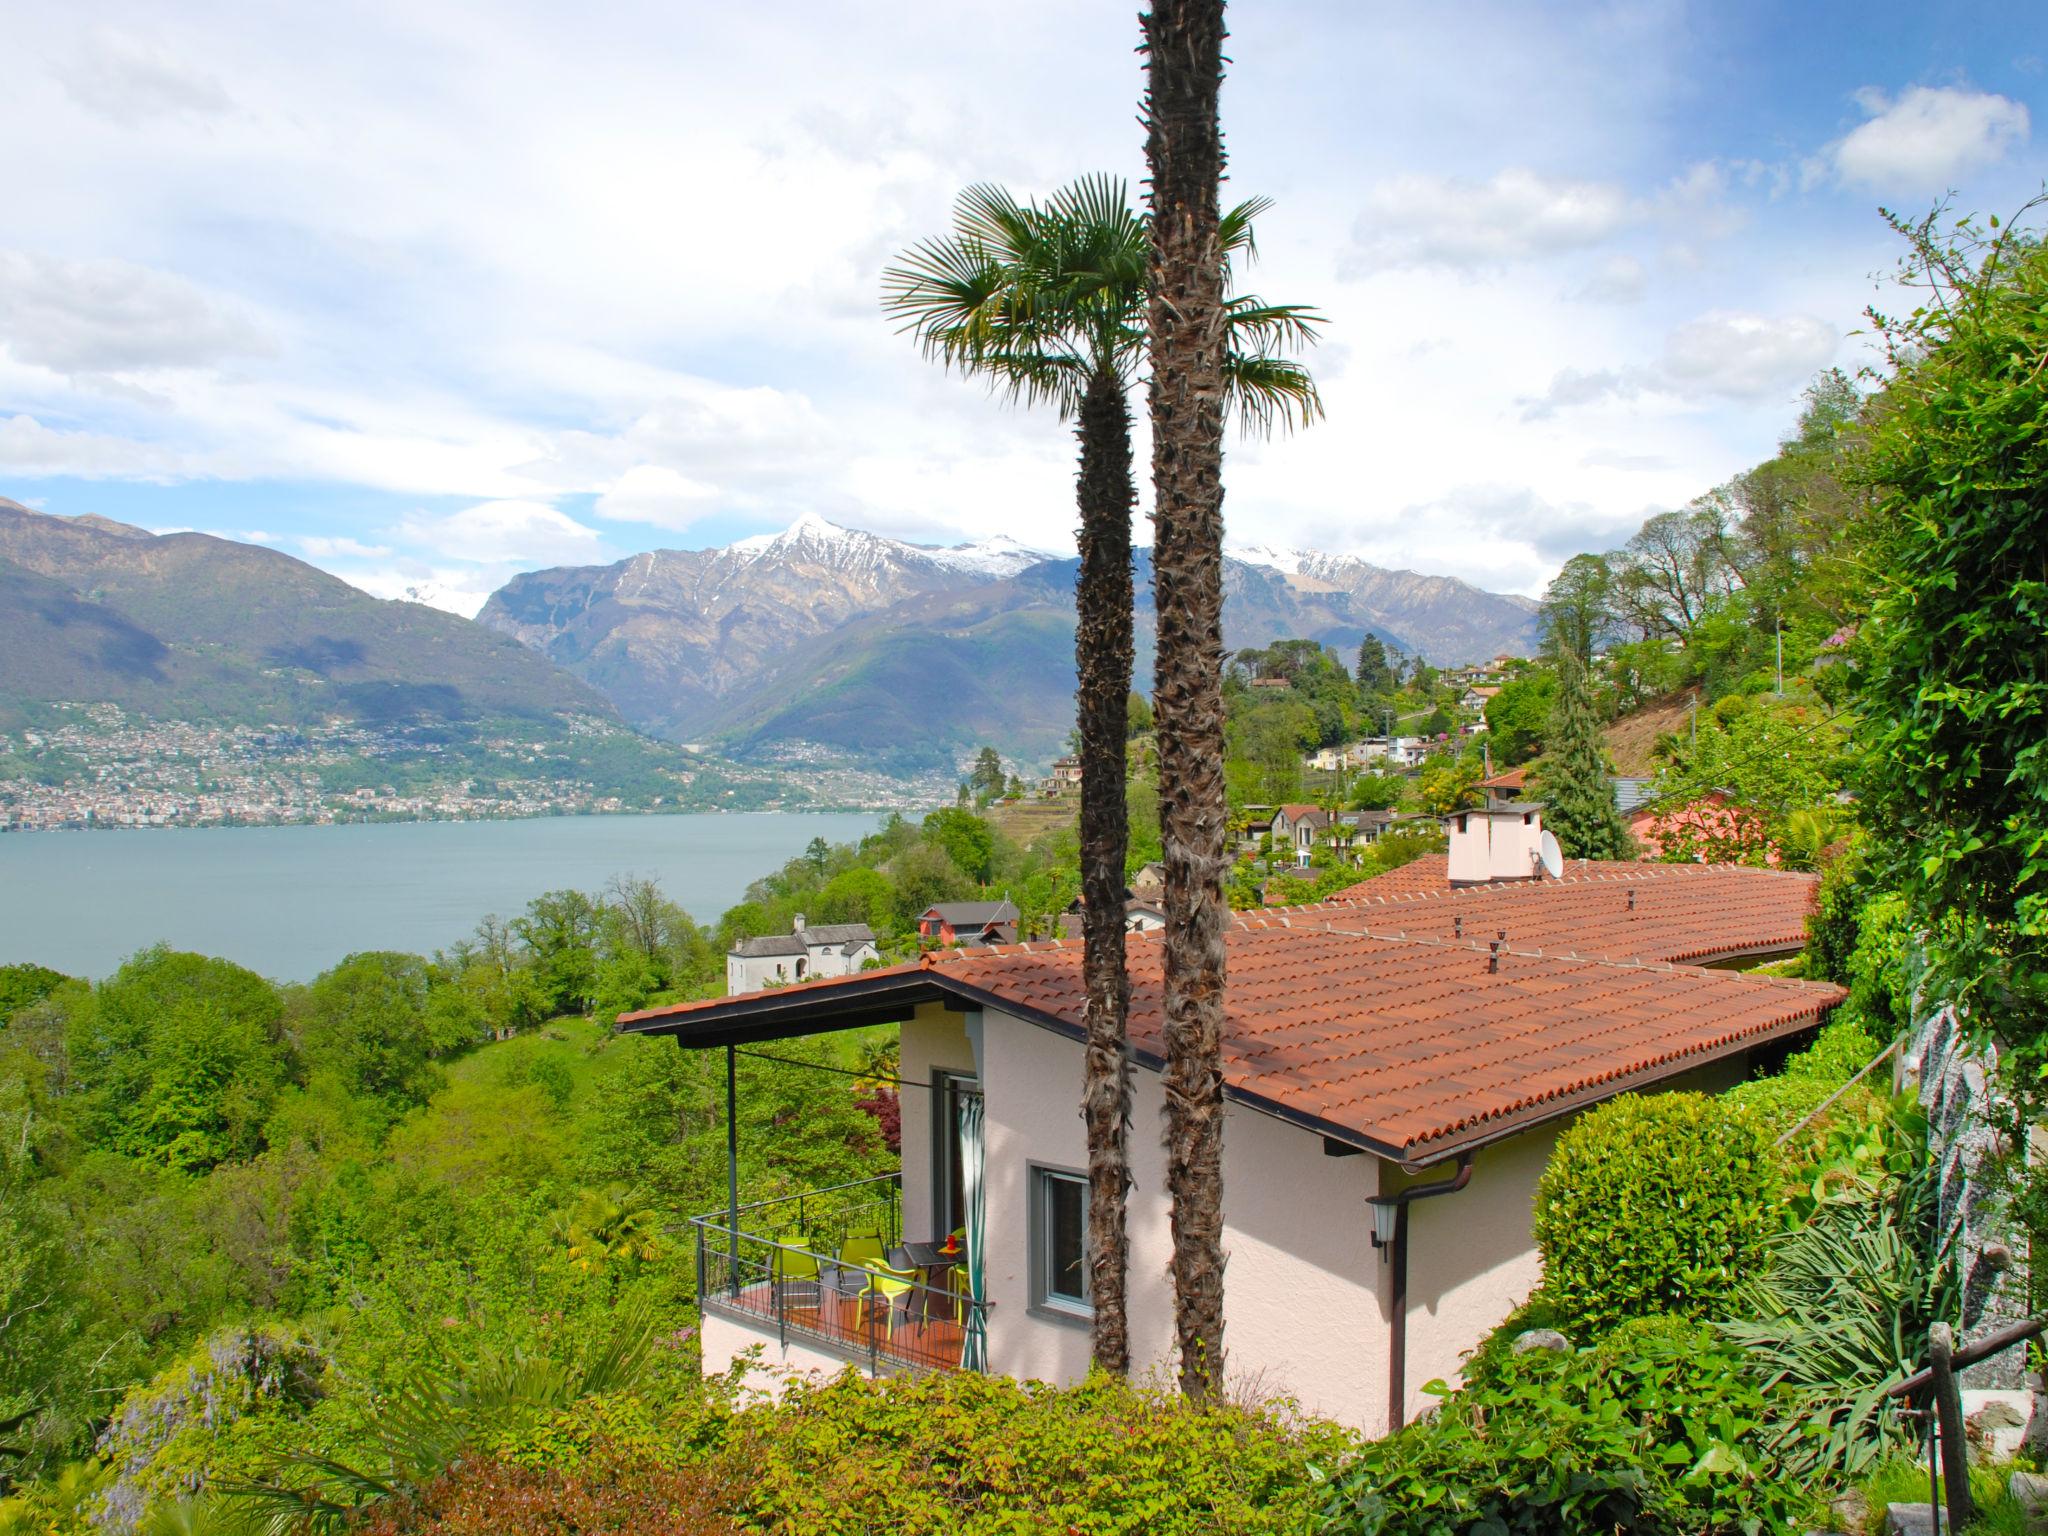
xmin=1538 ymin=830 xmax=1564 ymax=880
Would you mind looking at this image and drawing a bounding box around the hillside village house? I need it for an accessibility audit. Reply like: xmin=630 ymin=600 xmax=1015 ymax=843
xmin=916 ymin=900 xmax=1020 ymax=947
xmin=1266 ymin=804 xmax=1403 ymax=868
xmin=623 ymin=810 xmax=1839 ymax=1434
xmin=1459 ymin=684 xmax=1501 ymax=713
xmin=725 ymin=916 xmax=879 ymax=995
xmin=1040 ymin=756 xmax=1083 ymax=798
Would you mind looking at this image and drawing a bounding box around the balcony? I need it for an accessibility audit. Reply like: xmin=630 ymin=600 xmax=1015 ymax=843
xmin=689 ymin=1174 xmax=989 ymax=1376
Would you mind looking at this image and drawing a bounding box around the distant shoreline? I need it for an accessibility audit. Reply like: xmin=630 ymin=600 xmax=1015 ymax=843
xmin=0 ymin=802 xmax=925 ymax=834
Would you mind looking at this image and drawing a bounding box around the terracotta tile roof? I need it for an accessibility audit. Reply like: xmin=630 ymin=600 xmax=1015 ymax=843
xmin=624 ymin=912 xmax=1842 ymax=1167
xmin=1478 ymin=767 xmax=1527 ymax=790
xmin=925 ymin=929 xmax=1838 ymax=1163
xmin=1294 ymin=860 xmax=1818 ymax=967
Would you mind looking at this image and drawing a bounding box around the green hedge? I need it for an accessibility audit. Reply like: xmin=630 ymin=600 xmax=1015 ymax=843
xmin=721 ymin=1369 xmax=1352 ymax=1535
xmin=1533 ymin=1093 xmax=1778 ymax=1335
xmin=1313 ymin=1318 xmax=1807 ymax=1535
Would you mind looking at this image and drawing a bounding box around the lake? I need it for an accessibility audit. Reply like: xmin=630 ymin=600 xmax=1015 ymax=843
xmin=0 ymin=813 xmax=886 ymax=982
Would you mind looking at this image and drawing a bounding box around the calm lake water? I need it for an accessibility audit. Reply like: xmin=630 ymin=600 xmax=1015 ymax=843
xmin=0 ymin=813 xmax=885 ymax=982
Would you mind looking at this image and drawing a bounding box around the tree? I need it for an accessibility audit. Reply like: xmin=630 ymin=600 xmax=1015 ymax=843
xmin=921 ymin=806 xmax=995 ymax=884
xmin=887 ymin=170 xmax=1318 ymax=1380
xmin=1533 ymin=653 xmax=1633 ymax=861
xmin=1126 ymin=690 xmax=1154 ymax=739
xmin=1418 ymin=757 xmax=1482 ymax=816
xmin=1355 ymin=633 xmax=1394 ymax=695
xmin=1483 ymin=674 xmax=1556 ymax=764
xmin=299 ymin=952 xmax=439 ymax=1107
xmin=1610 ymin=507 xmax=1740 ymax=641
xmin=1539 ymin=553 xmax=1614 ymax=663
xmin=1145 ymin=0 xmax=1230 ymax=1400
xmin=63 ymin=947 xmax=285 ymax=1170
xmin=969 ymin=747 xmax=1006 ymax=805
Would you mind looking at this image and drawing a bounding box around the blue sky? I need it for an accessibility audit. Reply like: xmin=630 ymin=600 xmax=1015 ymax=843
xmin=1 ymin=0 xmax=2041 ymax=610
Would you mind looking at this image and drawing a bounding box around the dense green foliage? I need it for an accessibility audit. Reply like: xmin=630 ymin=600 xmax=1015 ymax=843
xmin=1851 ymin=206 xmax=2048 ymax=1044
xmin=1313 ymin=1319 xmax=1806 ymax=1536
xmin=1531 ymin=654 xmax=1632 ymax=860
xmin=0 ymin=911 xmax=892 ymax=1513
xmin=1533 ymin=1094 xmax=1778 ymax=1335
xmin=727 ymin=1370 xmax=1348 ymax=1534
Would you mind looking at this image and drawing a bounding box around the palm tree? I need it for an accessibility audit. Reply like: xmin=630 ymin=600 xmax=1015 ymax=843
xmin=884 ymin=175 xmax=1318 ymax=1380
xmin=1142 ymin=0 xmax=1232 ymax=1399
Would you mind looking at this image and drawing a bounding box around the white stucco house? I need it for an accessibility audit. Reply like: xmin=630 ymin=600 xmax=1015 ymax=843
xmin=627 ymin=816 xmax=1838 ymax=1435
xmin=725 ymin=914 xmax=879 ymax=995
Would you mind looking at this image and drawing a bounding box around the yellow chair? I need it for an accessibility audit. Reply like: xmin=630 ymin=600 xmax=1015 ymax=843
xmin=860 ymin=1263 xmax=921 ymax=1341
xmin=944 ymin=1264 xmax=973 ymax=1325
xmin=772 ymin=1242 xmax=821 ymax=1309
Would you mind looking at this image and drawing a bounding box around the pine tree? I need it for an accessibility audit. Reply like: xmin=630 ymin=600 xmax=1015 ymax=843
xmin=1535 ymin=652 xmax=1633 ymax=861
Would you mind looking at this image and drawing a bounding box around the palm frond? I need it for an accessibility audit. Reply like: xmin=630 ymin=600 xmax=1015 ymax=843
xmin=1219 ymin=195 xmax=1275 ymax=263
xmin=1222 ymin=295 xmax=1326 ymax=353
xmin=1224 ymin=353 xmax=1325 ymax=437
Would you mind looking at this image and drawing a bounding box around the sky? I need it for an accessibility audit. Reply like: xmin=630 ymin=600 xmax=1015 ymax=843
xmin=1 ymin=1 xmax=2042 ymax=613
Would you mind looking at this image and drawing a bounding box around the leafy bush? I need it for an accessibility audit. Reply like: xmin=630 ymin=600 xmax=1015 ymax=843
xmin=1533 ymin=1093 xmax=1778 ymax=1335
xmin=1724 ymin=1014 xmax=1885 ymax=1145
xmin=1312 ymin=1318 xmax=1808 ymax=1536
xmin=353 ymin=1445 xmax=743 ymax=1536
xmin=726 ymin=1368 xmax=1352 ymax=1535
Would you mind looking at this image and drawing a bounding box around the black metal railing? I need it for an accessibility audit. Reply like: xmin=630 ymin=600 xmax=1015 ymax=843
xmin=706 ymin=1172 xmax=905 ymax=1253
xmin=689 ymin=1183 xmax=987 ymax=1376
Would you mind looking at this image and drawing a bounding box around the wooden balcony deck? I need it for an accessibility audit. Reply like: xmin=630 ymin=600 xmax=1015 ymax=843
xmin=709 ymin=1277 xmax=973 ymax=1373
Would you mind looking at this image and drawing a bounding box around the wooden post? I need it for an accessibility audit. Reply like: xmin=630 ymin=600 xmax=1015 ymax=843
xmin=1930 ymin=1322 xmax=1973 ymax=1532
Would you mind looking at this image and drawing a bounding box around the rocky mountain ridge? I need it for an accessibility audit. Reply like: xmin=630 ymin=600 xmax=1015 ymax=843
xmin=479 ymin=515 xmax=1541 ymax=770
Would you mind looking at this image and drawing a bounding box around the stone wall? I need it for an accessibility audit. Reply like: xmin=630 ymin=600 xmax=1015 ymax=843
xmin=1901 ymin=998 xmax=2032 ymax=1389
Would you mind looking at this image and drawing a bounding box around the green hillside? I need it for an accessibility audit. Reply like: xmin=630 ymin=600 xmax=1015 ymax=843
xmin=0 ymin=500 xmax=612 ymax=731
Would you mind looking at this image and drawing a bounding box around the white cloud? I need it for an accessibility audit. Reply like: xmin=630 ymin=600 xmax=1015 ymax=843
xmin=1576 ymin=254 xmax=1648 ymax=304
xmin=1830 ymin=86 xmax=2030 ymax=190
xmin=0 ymin=413 xmax=194 ymax=479
xmin=299 ymin=534 xmax=391 ymax=559
xmin=1522 ymin=310 xmax=1837 ymax=419
xmin=1345 ymin=169 xmax=1631 ymax=272
xmin=0 ymin=251 xmax=268 ymax=376
xmin=393 ymin=499 xmax=606 ymax=567
xmin=56 ymin=28 xmax=234 ymax=126
xmin=593 ymin=464 xmax=720 ymax=530
xmin=1660 ymin=311 xmax=1838 ymax=400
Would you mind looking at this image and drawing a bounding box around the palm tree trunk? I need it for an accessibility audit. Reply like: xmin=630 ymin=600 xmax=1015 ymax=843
xmin=1075 ymin=368 xmax=1136 ymax=1375
xmin=1142 ymin=0 xmax=1231 ymax=1400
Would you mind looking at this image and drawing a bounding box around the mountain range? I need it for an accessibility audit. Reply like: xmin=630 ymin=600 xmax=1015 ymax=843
xmin=0 ymin=498 xmax=615 ymax=732
xmin=0 ymin=498 xmax=1538 ymax=778
xmin=478 ymin=513 xmax=1539 ymax=771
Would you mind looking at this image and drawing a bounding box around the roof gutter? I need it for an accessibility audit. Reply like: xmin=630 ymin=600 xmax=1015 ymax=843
xmin=1369 ymin=1152 xmax=1475 ymax=1434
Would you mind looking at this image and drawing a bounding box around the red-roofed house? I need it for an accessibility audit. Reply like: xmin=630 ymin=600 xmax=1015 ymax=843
xmin=622 ymin=807 xmax=1838 ymax=1434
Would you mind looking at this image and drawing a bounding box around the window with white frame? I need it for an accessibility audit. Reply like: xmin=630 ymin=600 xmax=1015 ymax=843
xmin=1030 ymin=1165 xmax=1090 ymax=1318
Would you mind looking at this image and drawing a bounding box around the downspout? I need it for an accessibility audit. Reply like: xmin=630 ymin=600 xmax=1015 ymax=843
xmin=1369 ymin=1152 xmax=1475 ymax=1432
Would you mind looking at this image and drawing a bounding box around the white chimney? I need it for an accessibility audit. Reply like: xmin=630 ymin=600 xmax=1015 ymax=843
xmin=792 ymin=913 xmax=806 ymax=933
xmin=1445 ymin=805 xmax=1546 ymax=885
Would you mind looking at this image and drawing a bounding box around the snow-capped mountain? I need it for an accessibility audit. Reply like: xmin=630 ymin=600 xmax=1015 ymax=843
xmin=1229 ymin=542 xmax=1541 ymax=664
xmin=920 ymin=532 xmax=1051 ymax=578
xmin=477 ymin=514 xmax=1539 ymax=771
xmin=477 ymin=514 xmax=1057 ymax=739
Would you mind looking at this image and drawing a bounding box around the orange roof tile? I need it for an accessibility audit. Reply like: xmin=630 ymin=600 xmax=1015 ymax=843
xmin=1293 ymin=860 xmax=1817 ymax=966
xmin=624 ymin=911 xmax=1841 ymax=1167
